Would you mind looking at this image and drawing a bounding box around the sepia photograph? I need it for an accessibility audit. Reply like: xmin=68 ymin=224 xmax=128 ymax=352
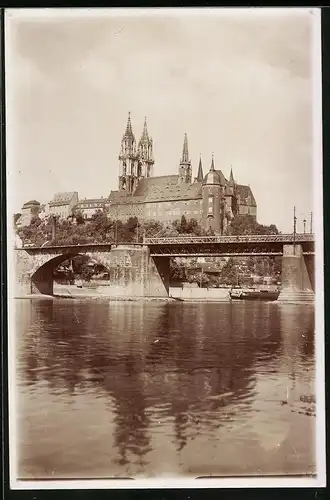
xmin=5 ymin=7 xmax=325 ymax=489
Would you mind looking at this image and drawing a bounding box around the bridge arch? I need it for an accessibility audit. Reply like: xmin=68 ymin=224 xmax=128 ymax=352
xmin=29 ymin=251 xmax=113 ymax=295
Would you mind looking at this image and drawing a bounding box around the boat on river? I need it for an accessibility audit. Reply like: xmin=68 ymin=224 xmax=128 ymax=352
xmin=230 ymin=287 xmax=279 ymax=301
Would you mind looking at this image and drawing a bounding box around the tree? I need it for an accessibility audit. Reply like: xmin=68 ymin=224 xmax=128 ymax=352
xmin=170 ymin=260 xmax=187 ymax=282
xmin=75 ymin=211 xmax=85 ymax=225
xmin=72 ymin=255 xmax=90 ymax=274
xmin=172 ymin=216 xmax=203 ymax=235
xmin=13 ymin=213 xmax=21 ymax=225
xmin=80 ymin=263 xmax=94 ymax=282
xmin=220 ymin=258 xmax=239 ymax=286
xmin=226 ymin=215 xmax=279 ymax=236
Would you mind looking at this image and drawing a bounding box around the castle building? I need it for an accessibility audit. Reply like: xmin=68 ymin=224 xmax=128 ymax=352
xmin=75 ymin=197 xmax=106 ymax=220
xmin=21 ymin=200 xmax=41 ymax=226
xmin=106 ymin=113 xmax=257 ymax=234
xmin=49 ymin=192 xmax=78 ymax=219
xmin=21 ymin=113 xmax=257 ymax=234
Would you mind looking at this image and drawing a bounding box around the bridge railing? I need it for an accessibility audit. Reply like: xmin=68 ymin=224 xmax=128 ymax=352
xmin=144 ymin=233 xmax=315 ymax=245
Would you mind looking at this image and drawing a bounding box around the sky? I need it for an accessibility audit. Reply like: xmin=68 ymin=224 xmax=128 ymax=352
xmin=5 ymin=8 xmax=322 ymax=233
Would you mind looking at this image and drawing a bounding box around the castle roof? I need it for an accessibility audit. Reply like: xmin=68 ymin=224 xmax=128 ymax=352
xmin=109 ymin=172 xmax=256 ymax=208
xmin=76 ymin=198 xmax=105 ymax=207
xmin=236 ymin=185 xmax=257 ymax=206
xmin=108 ymin=175 xmax=203 ymax=205
xmin=203 ymin=169 xmax=226 ymax=186
xmin=49 ymin=192 xmax=78 ymax=206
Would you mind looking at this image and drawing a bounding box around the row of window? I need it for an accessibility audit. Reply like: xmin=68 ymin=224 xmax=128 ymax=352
xmin=78 ymin=203 xmax=103 ymax=209
xmin=146 ymin=208 xmax=200 ymax=218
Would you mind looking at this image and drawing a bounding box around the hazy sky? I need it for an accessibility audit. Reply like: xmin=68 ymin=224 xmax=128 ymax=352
xmin=5 ymin=8 xmax=321 ymax=232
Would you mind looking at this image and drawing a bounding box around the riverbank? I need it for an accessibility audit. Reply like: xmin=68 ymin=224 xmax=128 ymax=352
xmin=14 ymin=284 xmax=231 ymax=302
xmin=14 ymin=284 xmax=314 ymax=304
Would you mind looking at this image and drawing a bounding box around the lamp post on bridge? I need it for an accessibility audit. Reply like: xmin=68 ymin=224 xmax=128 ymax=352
xmin=293 ymin=206 xmax=297 ymax=255
xmin=51 ymin=214 xmax=58 ymax=243
xmin=115 ymin=209 xmax=118 ymax=246
xmin=303 ymin=218 xmax=306 ymax=234
xmin=310 ymin=212 xmax=313 ymax=234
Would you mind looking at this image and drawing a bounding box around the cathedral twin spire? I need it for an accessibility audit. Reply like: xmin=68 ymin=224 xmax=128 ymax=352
xmin=119 ymin=112 xmax=154 ymax=193
xmin=120 ymin=112 xmax=234 ymax=192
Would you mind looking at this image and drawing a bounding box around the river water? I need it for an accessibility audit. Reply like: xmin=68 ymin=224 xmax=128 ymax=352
xmin=15 ymin=299 xmax=316 ymax=480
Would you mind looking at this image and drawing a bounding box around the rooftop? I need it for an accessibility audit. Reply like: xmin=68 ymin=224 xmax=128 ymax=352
xmin=22 ymin=199 xmax=40 ymax=207
xmin=49 ymin=192 xmax=78 ymax=206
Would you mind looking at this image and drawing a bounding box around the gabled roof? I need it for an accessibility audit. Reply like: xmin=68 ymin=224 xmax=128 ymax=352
xmin=236 ymin=185 xmax=256 ymax=206
xmin=49 ymin=192 xmax=78 ymax=206
xmin=76 ymin=198 xmax=105 ymax=207
xmin=108 ymin=175 xmax=203 ymax=205
xmin=22 ymin=199 xmax=40 ymax=207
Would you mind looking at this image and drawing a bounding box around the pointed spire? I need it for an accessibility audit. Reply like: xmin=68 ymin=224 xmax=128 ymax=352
xmin=124 ymin=111 xmax=134 ymax=139
xmin=210 ymin=154 xmax=215 ymax=171
xmin=181 ymin=133 xmax=189 ymax=163
xmin=229 ymin=166 xmax=235 ymax=184
xmin=141 ymin=116 xmax=149 ymax=141
xmin=197 ymin=155 xmax=204 ymax=181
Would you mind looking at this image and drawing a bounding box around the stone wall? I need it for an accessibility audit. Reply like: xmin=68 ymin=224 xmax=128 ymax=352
xmin=143 ymin=199 xmax=202 ymax=223
xmin=107 ymin=203 xmax=144 ymax=222
xmin=107 ymin=198 xmax=202 ymax=224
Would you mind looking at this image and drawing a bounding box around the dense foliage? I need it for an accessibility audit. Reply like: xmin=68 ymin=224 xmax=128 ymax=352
xmin=16 ymin=213 xmax=281 ymax=286
xmin=17 ymin=213 xmax=205 ymax=247
xmin=225 ymin=215 xmax=279 ymax=236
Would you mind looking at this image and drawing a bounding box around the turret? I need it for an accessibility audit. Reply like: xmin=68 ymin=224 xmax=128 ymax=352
xmin=225 ymin=166 xmax=237 ymax=217
xmin=178 ymin=133 xmax=192 ymax=184
xmin=194 ymin=155 xmax=204 ymax=183
xmin=202 ymin=155 xmax=224 ymax=234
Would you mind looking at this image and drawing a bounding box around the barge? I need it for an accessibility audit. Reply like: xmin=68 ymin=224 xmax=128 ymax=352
xmin=230 ymin=288 xmax=279 ymax=301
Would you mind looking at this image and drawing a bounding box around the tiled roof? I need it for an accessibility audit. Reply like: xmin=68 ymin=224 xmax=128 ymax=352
xmin=203 ymin=169 xmax=227 ymax=186
xmin=49 ymin=192 xmax=78 ymax=206
xmin=76 ymin=198 xmax=105 ymax=208
xmin=107 ymin=175 xmax=256 ymax=207
xmin=22 ymin=199 xmax=40 ymax=207
xmin=109 ymin=175 xmax=202 ymax=205
xmin=236 ymin=185 xmax=256 ymax=206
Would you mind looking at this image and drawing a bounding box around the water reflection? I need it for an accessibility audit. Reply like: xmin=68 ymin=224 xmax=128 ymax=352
xmin=16 ymin=299 xmax=315 ymax=478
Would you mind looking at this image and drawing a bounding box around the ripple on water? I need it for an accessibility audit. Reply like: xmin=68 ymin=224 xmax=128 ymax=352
xmin=15 ymin=299 xmax=316 ymax=479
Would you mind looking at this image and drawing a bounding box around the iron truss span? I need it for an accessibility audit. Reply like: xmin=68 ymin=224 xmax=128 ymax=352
xmin=144 ymin=233 xmax=315 ymax=245
xmin=146 ymin=233 xmax=315 ymax=257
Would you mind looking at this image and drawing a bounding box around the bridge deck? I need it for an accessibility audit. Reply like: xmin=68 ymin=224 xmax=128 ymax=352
xmin=144 ymin=233 xmax=315 ymax=245
xmin=16 ymin=233 xmax=315 ymax=257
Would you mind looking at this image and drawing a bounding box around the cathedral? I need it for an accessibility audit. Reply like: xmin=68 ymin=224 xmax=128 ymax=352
xmin=106 ymin=113 xmax=257 ymax=234
xmin=31 ymin=112 xmax=257 ymax=233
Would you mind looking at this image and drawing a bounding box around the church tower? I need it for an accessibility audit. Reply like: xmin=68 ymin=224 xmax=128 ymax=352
xmin=178 ymin=133 xmax=192 ymax=184
xmin=118 ymin=112 xmax=140 ymax=193
xmin=138 ymin=117 xmax=154 ymax=179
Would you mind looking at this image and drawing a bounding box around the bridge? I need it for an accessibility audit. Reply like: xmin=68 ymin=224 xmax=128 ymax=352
xmin=14 ymin=233 xmax=315 ymax=303
xmin=144 ymin=233 xmax=315 ymax=256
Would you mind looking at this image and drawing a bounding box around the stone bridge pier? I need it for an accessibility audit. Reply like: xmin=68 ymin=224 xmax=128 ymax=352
xmin=277 ymin=244 xmax=315 ymax=303
xmin=108 ymin=245 xmax=169 ymax=298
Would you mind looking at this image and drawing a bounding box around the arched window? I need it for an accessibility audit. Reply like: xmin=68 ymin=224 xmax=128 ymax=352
xmin=208 ymin=195 xmax=214 ymax=215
